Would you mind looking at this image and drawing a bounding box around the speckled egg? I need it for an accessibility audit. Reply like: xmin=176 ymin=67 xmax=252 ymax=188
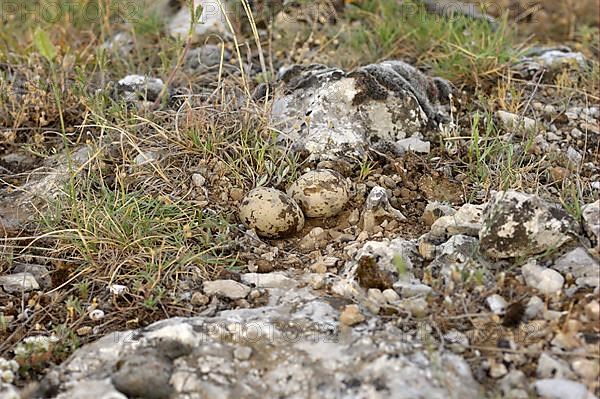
xmin=287 ymin=169 xmax=349 ymax=218
xmin=239 ymin=187 xmax=305 ymax=238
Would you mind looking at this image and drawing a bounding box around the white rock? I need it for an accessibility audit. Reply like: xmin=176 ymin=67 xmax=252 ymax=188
xmin=240 ymin=272 xmax=295 ymax=289
xmin=486 ymin=294 xmax=508 ymax=315
xmin=382 ymin=288 xmax=400 ymax=303
xmin=117 ymin=75 xmax=165 ymax=102
xmin=552 ymin=247 xmax=599 ymax=287
xmin=422 ymin=201 xmax=455 ymax=226
xmin=522 ymin=261 xmax=564 ymax=295
xmin=271 ymin=61 xmax=448 ymax=161
xmin=395 ymin=136 xmax=431 ymax=154
xmin=367 ymin=288 xmax=386 ymax=305
xmin=571 ymin=359 xmax=599 ymax=381
xmin=191 ymin=173 xmax=206 ymax=187
xmin=393 ymin=282 xmax=432 ymax=298
xmin=89 ymin=309 xmax=105 ymax=321
xmin=0 ymin=272 xmax=39 ymax=293
xmin=233 ymin=346 xmax=252 ymax=361
xmin=585 ymin=300 xmax=600 ymax=321
xmin=534 ymin=378 xmax=597 ymax=399
xmin=537 ymin=352 xmax=574 ymax=379
xmin=108 ymin=284 xmax=128 ymax=295
xmin=525 ymin=296 xmax=544 ymax=319
xmin=133 ymin=150 xmax=160 ymax=166
xmin=497 ymin=110 xmax=536 ymax=131
xmin=203 ymin=280 xmax=250 ymax=299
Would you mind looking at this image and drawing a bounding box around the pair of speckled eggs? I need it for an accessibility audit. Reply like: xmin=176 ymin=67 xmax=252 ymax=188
xmin=238 ymin=169 xmax=349 ymax=238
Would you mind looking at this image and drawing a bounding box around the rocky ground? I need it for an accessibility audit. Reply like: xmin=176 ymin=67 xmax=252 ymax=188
xmin=0 ymin=0 xmax=599 ymax=398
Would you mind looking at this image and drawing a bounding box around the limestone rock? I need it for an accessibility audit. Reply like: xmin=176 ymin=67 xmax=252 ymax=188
xmin=361 ymin=186 xmax=407 ymax=232
xmin=203 ymin=280 xmax=250 ymax=300
xmin=581 ymin=200 xmax=599 ymax=249
xmin=552 ymin=247 xmax=599 ymax=288
xmin=0 ymin=272 xmax=39 ymax=293
xmin=271 ymin=61 xmax=451 ymax=160
xmin=479 ymin=191 xmax=575 ymax=259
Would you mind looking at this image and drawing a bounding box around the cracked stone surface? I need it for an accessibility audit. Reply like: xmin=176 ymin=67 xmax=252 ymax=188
xmin=35 ymin=277 xmax=481 ymax=399
xmin=270 ymin=61 xmax=451 ymax=161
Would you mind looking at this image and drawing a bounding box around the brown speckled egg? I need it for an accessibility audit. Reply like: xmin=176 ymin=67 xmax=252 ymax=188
xmin=287 ymin=169 xmax=349 ymax=218
xmin=239 ymin=187 xmax=305 ymax=238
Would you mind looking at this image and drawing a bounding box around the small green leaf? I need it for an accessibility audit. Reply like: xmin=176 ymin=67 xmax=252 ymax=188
xmin=392 ymin=254 xmax=408 ymax=276
xmin=34 ymin=28 xmax=57 ymax=62
xmin=194 ymin=4 xmax=204 ymax=24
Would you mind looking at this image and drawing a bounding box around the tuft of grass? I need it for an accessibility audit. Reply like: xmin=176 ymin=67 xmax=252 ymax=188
xmin=328 ymin=0 xmax=519 ymax=86
xmin=41 ymin=175 xmax=238 ymax=295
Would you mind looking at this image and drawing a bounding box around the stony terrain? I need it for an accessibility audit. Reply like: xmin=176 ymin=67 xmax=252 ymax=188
xmin=0 ymin=0 xmax=599 ymax=398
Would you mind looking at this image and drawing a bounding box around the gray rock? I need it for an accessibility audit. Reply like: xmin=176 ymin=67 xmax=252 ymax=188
xmin=271 ymin=61 xmax=450 ymax=161
xmin=524 ymin=296 xmax=544 ymax=320
xmin=0 ymin=272 xmax=39 ymax=293
xmin=422 ymin=201 xmax=456 ymax=226
xmin=486 ymin=294 xmax=508 ymax=315
xmin=552 ymin=247 xmax=599 ymax=288
xmin=392 ymin=282 xmax=432 ymax=298
xmin=536 ymin=352 xmax=574 ymax=379
xmin=111 ymin=347 xmax=175 ymax=399
xmin=522 ymin=260 xmax=564 ymax=295
xmin=581 ymin=200 xmax=599 ymax=247
xmin=479 ymin=191 xmax=575 ymax=259
xmin=427 ymin=235 xmax=490 ymax=289
xmin=203 ymin=280 xmax=250 ymax=299
xmin=361 ymin=186 xmax=407 ymax=232
xmin=240 ymin=272 xmax=296 ymax=289
xmin=185 ymin=44 xmax=230 ymax=70
xmin=429 ymin=203 xmax=484 ymax=239
xmin=39 ymin=290 xmax=483 ymax=399
xmin=395 ymin=136 xmax=431 ymax=154
xmin=533 ymin=378 xmax=597 ymax=399
xmin=513 ymin=47 xmax=589 ymax=79
xmin=345 ymin=238 xmax=421 ymax=291
xmin=12 ymin=263 xmax=50 ymax=289
xmin=57 ymin=380 xmax=127 ymax=399
xmin=0 ymin=383 xmax=20 ymax=399
xmin=117 ymin=75 xmax=165 ymax=102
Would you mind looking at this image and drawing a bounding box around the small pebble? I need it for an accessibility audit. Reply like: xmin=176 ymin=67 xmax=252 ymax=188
xmin=339 ymin=304 xmax=365 ymax=326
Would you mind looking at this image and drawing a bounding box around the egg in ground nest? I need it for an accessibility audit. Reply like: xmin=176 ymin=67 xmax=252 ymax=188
xmin=287 ymin=169 xmax=349 ymax=218
xmin=238 ymin=187 xmax=305 ymax=238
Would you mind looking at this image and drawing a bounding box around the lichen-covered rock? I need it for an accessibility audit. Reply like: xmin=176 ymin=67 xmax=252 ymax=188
xmin=117 ymin=75 xmax=165 ymax=102
xmin=35 ymin=287 xmax=482 ymax=399
xmin=513 ymin=46 xmax=589 ymax=79
xmin=344 ymin=238 xmax=422 ymax=291
xmin=479 ymin=191 xmax=576 ymax=259
xmin=271 ymin=61 xmax=451 ymax=160
xmin=287 ymin=169 xmax=349 ymax=217
xmin=581 ymin=200 xmax=599 ymax=249
xmin=238 ymin=187 xmax=305 ymax=238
